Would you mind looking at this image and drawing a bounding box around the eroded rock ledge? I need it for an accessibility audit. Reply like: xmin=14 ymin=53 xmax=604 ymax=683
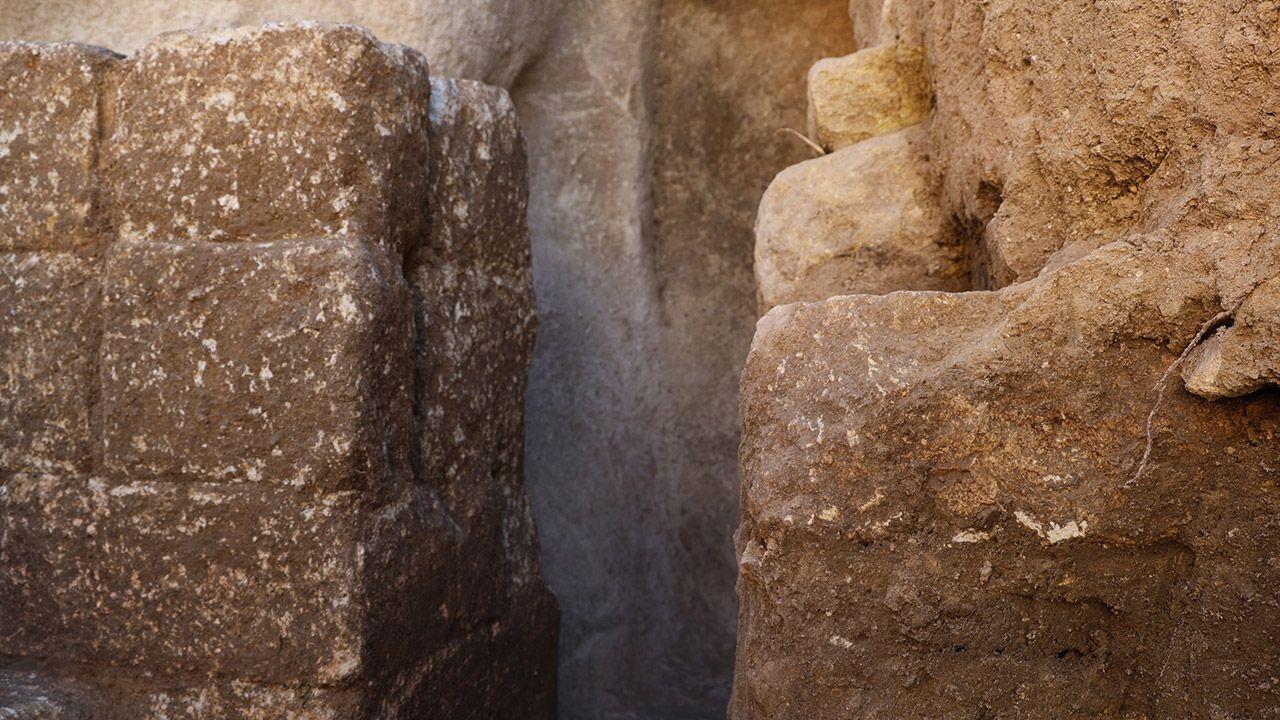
xmin=737 ymin=1 xmax=1280 ymax=717
xmin=0 ymin=24 xmax=555 ymax=719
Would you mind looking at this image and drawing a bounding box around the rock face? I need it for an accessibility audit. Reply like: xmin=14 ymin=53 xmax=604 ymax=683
xmin=507 ymin=0 xmax=858 ymax=715
xmin=806 ymin=44 xmax=929 ymax=152
xmin=0 ymin=1 xmax=864 ymax=715
xmin=1182 ymin=276 xmax=1280 ymax=400
xmin=755 ymin=125 xmax=967 ymax=311
xmin=736 ymin=2 xmax=1280 ymax=718
xmin=0 ymin=25 xmax=555 ymax=720
xmin=650 ymin=2 xmax=856 ymax=714
xmin=407 ymin=75 xmax=558 ymax=718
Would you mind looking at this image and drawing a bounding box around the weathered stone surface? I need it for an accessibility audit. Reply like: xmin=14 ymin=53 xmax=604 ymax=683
xmin=738 ymin=2 xmax=1280 ymax=717
xmin=736 ymin=244 xmax=1280 ymax=718
xmin=414 ymin=78 xmax=538 ymax=533
xmin=100 ymin=237 xmax=415 ymax=493
xmin=505 ymin=1 xmax=858 ymax=715
xmin=806 ymin=44 xmax=929 ymax=152
xmin=0 ymin=43 xmax=116 ymax=251
xmin=0 ymin=4 xmax=863 ymax=717
xmin=916 ymin=2 xmax=1280 ymax=289
xmin=403 ymin=76 xmax=558 ymax=717
xmin=106 ymin=24 xmax=430 ymax=258
xmin=848 ymin=0 xmax=889 ymax=48
xmin=513 ymin=3 xmax=672 ymax=717
xmin=1183 ymin=276 xmax=1280 ymax=400
xmin=0 ymin=479 xmax=459 ymax=714
xmin=386 ymin=601 xmax=559 ymax=720
xmin=755 ymin=125 xmax=967 ymax=311
xmin=0 ymin=253 xmax=98 ymax=479
xmin=1 ymin=24 xmax=556 ymax=720
xmin=0 ymin=476 xmax=466 ymax=711
xmin=0 ymin=671 xmax=95 ymax=719
xmin=644 ymin=2 xmax=858 ymax=715
xmin=0 ymin=0 xmax=566 ymax=89
xmin=0 ymin=474 xmax=414 ymax=683
xmin=133 ymin=682 xmax=359 ymax=720
xmin=848 ymin=0 xmax=925 ymax=50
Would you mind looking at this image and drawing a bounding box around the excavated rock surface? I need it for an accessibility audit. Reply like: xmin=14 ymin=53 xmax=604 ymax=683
xmin=736 ymin=1 xmax=1280 ymax=718
xmin=0 ymin=25 xmax=555 ymax=720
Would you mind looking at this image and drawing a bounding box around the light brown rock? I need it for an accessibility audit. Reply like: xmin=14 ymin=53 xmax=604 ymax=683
xmin=806 ymin=44 xmax=930 ymax=152
xmin=736 ymin=241 xmax=1280 ymax=718
xmin=1183 ymin=276 xmax=1280 ymax=400
xmin=755 ymin=125 xmax=967 ymax=311
xmin=737 ymin=2 xmax=1280 ymax=717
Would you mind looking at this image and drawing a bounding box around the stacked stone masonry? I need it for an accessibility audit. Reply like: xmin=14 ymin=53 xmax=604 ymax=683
xmin=0 ymin=24 xmax=556 ymax=719
xmin=737 ymin=1 xmax=1280 ymax=718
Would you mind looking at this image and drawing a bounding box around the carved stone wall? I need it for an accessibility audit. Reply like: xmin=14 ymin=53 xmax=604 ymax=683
xmin=0 ymin=24 xmax=555 ymax=719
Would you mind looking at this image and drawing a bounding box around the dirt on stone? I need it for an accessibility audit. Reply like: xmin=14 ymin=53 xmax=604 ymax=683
xmin=735 ymin=1 xmax=1280 ymax=718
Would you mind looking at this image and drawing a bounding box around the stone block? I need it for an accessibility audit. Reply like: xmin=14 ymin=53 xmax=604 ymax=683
xmin=135 ymin=682 xmax=359 ymax=720
xmin=385 ymin=592 xmax=560 ymax=720
xmin=806 ymin=45 xmax=930 ymax=152
xmin=0 ymin=474 xmax=454 ymax=687
xmin=412 ymin=76 xmax=539 ymax=574
xmin=100 ymin=237 xmax=414 ymax=493
xmin=0 ymin=25 xmax=557 ymax=720
xmin=404 ymin=77 xmax=555 ymax=708
xmin=0 ymin=42 xmax=117 ymax=251
xmin=754 ymin=125 xmax=967 ymax=311
xmin=105 ymin=24 xmax=430 ymax=259
xmin=0 ymin=252 xmax=98 ymax=478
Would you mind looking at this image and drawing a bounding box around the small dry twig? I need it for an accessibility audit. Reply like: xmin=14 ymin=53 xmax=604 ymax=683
xmin=1126 ymin=307 xmax=1236 ymax=487
xmin=776 ymin=128 xmax=826 ymax=157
